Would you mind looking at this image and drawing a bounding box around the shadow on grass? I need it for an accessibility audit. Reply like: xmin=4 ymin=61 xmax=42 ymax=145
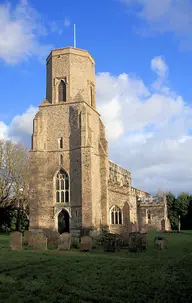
xmin=0 ymin=231 xmax=192 ymax=302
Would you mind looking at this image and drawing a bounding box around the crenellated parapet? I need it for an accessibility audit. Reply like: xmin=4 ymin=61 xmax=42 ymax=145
xmin=108 ymin=161 xmax=131 ymax=187
xmin=137 ymin=196 xmax=166 ymax=207
xmin=131 ymin=187 xmax=151 ymax=198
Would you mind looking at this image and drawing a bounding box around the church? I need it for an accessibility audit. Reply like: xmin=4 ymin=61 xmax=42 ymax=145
xmin=29 ymin=46 xmax=170 ymax=237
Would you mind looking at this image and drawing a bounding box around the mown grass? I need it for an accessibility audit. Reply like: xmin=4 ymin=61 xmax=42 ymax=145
xmin=0 ymin=231 xmax=192 ymax=302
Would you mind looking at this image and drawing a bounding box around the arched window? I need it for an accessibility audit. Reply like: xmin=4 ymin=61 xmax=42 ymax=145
xmin=56 ymin=169 xmax=69 ymax=203
xmin=58 ymin=80 xmax=66 ymax=102
xmin=110 ymin=206 xmax=122 ymax=225
xmin=146 ymin=209 xmax=152 ymax=224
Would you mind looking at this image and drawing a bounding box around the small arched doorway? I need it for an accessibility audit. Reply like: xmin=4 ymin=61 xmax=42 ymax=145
xmin=58 ymin=209 xmax=70 ymax=234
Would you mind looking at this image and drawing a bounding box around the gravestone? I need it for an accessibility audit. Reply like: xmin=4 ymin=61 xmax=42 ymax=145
xmin=122 ymin=233 xmax=129 ymax=246
xmin=58 ymin=233 xmax=71 ymax=250
xmin=103 ymin=237 xmax=116 ymax=252
xmin=80 ymin=236 xmax=92 ymax=252
xmin=92 ymin=238 xmax=98 ymax=249
xmin=103 ymin=233 xmax=122 ymax=252
xmin=128 ymin=232 xmax=143 ymax=252
xmin=140 ymin=233 xmax=147 ymax=250
xmin=154 ymin=236 xmax=168 ymax=250
xmin=80 ymin=228 xmax=90 ymax=237
xmin=29 ymin=233 xmax=47 ymax=250
xmin=71 ymin=236 xmax=80 ymax=248
xmin=10 ymin=231 xmax=22 ymax=250
xmin=24 ymin=230 xmax=32 ymax=245
xmin=43 ymin=229 xmax=60 ymax=247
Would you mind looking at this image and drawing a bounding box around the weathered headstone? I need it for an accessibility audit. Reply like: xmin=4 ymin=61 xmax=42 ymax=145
xmin=24 ymin=230 xmax=32 ymax=245
xmin=58 ymin=233 xmax=71 ymax=250
xmin=80 ymin=228 xmax=90 ymax=237
xmin=92 ymin=238 xmax=98 ymax=249
xmin=103 ymin=233 xmax=122 ymax=252
xmin=29 ymin=233 xmax=47 ymax=250
xmin=43 ymin=229 xmax=60 ymax=247
xmin=154 ymin=236 xmax=168 ymax=250
xmin=122 ymin=233 xmax=129 ymax=246
xmin=71 ymin=236 xmax=80 ymax=248
xmin=89 ymin=230 xmax=99 ymax=238
xmin=128 ymin=232 xmax=143 ymax=252
xmin=10 ymin=231 xmax=22 ymax=250
xmin=140 ymin=233 xmax=147 ymax=250
xmin=115 ymin=234 xmax=124 ymax=251
xmin=80 ymin=236 xmax=92 ymax=252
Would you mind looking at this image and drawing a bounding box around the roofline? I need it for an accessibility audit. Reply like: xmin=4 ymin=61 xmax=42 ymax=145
xmin=46 ymin=46 xmax=95 ymax=65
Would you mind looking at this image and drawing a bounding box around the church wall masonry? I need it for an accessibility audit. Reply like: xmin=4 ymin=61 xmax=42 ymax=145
xmin=29 ymin=46 xmax=170 ymax=237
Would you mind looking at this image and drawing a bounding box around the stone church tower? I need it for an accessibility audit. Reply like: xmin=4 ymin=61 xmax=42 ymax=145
xmin=29 ymin=47 xmax=109 ymax=235
xmin=29 ymin=46 xmax=170 ymax=236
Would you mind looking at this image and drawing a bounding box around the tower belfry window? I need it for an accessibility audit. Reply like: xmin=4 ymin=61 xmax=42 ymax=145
xmin=59 ymin=137 xmax=63 ymax=149
xmin=58 ymin=80 xmax=66 ymax=102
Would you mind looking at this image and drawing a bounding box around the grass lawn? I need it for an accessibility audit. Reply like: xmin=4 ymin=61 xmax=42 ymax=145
xmin=0 ymin=232 xmax=192 ymax=302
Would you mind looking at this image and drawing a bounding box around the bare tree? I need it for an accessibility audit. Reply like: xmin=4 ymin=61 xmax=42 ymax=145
xmin=0 ymin=140 xmax=29 ymax=208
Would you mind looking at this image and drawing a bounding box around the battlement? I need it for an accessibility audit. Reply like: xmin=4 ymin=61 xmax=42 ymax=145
xmin=108 ymin=161 xmax=131 ymax=186
xmin=137 ymin=196 xmax=166 ymax=207
xmin=131 ymin=187 xmax=151 ymax=198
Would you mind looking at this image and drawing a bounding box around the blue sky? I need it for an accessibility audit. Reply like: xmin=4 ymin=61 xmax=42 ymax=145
xmin=1 ymin=0 xmax=192 ymax=195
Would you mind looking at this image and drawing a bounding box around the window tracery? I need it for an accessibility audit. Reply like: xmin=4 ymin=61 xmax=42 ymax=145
xmin=55 ymin=169 xmax=69 ymax=203
xmin=110 ymin=206 xmax=122 ymax=225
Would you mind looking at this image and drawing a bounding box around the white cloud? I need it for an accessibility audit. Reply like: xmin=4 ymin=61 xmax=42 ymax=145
xmin=9 ymin=106 xmax=38 ymax=143
xmin=151 ymin=56 xmax=168 ymax=79
xmin=50 ymin=17 xmax=70 ymax=35
xmin=96 ymin=56 xmax=192 ymax=195
xmin=98 ymin=98 xmax=124 ymax=140
xmin=0 ymin=0 xmax=52 ymax=64
xmin=0 ymin=106 xmax=38 ymax=145
xmin=64 ymin=17 xmax=70 ymax=28
xmin=0 ymin=122 xmax=8 ymax=140
xmin=1 ymin=55 xmax=192 ymax=195
xmin=120 ymin=0 xmax=192 ymax=48
xmin=50 ymin=21 xmax=63 ymax=35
